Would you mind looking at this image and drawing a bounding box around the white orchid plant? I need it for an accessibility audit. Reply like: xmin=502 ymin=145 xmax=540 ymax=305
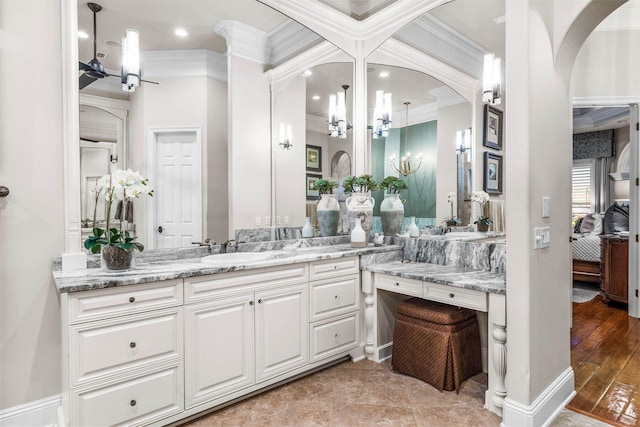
xmin=84 ymin=169 xmax=153 ymax=254
xmin=471 ymin=190 xmax=493 ymax=226
xmin=443 ymin=192 xmax=461 ymax=225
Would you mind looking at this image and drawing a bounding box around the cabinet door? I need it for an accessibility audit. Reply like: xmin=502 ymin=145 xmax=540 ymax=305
xmin=184 ymin=294 xmax=255 ymax=408
xmin=255 ymin=284 xmax=308 ymax=382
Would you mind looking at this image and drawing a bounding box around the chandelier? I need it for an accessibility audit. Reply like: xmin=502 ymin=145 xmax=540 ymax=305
xmin=328 ymin=85 xmax=351 ymax=138
xmin=389 ymin=102 xmax=422 ymax=176
xmin=372 ymin=90 xmax=392 ymax=139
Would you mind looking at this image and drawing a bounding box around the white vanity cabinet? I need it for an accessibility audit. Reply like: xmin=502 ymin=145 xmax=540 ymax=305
xmin=183 ymin=264 xmax=309 ymax=409
xmin=309 ymin=257 xmax=360 ymax=362
xmin=60 ymin=279 xmax=184 ymax=427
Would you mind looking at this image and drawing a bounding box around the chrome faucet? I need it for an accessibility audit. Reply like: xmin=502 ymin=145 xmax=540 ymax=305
xmin=220 ymin=239 xmax=235 ymax=254
xmin=192 ymin=238 xmax=216 ymax=252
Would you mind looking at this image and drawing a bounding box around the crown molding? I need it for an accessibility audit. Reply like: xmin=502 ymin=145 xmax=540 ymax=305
xmin=306 ymin=113 xmax=329 ymax=134
xmin=393 ymin=14 xmax=486 ymax=79
xmin=141 ymin=50 xmax=227 ymax=82
xmin=214 ymin=20 xmax=268 ymax=64
xmin=572 ymin=96 xmax=640 ymax=106
xmin=267 ymin=20 xmax=323 ymax=66
xmin=266 ymin=40 xmax=352 ymax=90
xmin=368 ymin=38 xmax=480 ymax=103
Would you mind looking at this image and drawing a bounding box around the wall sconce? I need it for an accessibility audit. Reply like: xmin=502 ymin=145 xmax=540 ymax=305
xmin=279 ymin=123 xmax=293 ymax=150
xmin=121 ymin=29 xmax=141 ymax=92
xmin=482 ymin=53 xmax=501 ymax=105
xmin=456 ymin=128 xmax=471 ymax=153
xmin=329 ymin=85 xmax=351 ymax=138
xmin=372 ymin=90 xmax=392 ymax=139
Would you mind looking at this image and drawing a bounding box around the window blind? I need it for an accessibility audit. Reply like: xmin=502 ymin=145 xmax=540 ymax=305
xmin=572 ymin=163 xmax=592 ymax=216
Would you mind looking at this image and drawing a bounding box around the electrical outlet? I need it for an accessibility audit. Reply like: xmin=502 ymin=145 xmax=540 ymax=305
xmin=540 ymin=226 xmax=550 ymax=248
xmin=256 ymin=216 xmax=261 ymax=226
xmin=265 ymin=216 xmax=271 ymax=226
xmin=283 ymin=216 xmax=289 ymax=225
xmin=534 ymin=227 xmax=541 ymax=249
xmin=276 ymin=216 xmax=281 ymax=226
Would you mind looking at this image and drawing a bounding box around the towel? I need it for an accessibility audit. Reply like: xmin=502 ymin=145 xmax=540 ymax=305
xmin=125 ymin=200 xmax=134 ymax=222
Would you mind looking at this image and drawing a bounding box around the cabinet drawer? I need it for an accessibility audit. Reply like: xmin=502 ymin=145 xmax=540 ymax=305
xmin=185 ymin=264 xmax=308 ymax=303
xmin=309 ymin=256 xmax=359 ymax=281
xmin=310 ymin=312 xmax=359 ymax=362
xmin=424 ymin=282 xmax=488 ymax=312
xmin=70 ymin=308 xmax=182 ymax=385
xmin=69 ymin=280 xmax=183 ymax=324
xmin=310 ymin=276 xmax=359 ymax=321
xmin=71 ymin=364 xmax=183 ymax=427
xmin=375 ymin=274 xmax=423 ymax=297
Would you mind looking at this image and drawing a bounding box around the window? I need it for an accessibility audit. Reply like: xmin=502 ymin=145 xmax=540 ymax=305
xmin=572 ymin=160 xmax=593 ymax=217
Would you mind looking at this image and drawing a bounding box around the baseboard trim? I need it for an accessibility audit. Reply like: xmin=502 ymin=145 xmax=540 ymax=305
xmin=502 ymin=367 xmax=576 ymax=427
xmin=0 ymin=395 xmax=60 ymax=427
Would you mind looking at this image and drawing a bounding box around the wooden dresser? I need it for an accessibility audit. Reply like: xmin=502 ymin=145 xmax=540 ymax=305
xmin=600 ymin=235 xmax=629 ymax=304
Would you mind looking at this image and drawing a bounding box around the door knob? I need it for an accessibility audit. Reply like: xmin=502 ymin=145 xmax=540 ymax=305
xmin=157 ymin=226 xmax=163 ymax=233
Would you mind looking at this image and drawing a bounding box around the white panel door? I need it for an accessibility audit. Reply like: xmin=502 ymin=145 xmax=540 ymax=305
xmin=255 ymin=284 xmax=308 ymax=382
xmin=155 ymin=131 xmax=201 ymax=249
xmin=184 ymin=294 xmax=255 ymax=408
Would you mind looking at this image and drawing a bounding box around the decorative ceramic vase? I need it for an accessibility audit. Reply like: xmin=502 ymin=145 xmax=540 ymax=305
xmin=380 ymin=193 xmax=404 ymax=236
xmin=316 ymin=194 xmax=340 ymax=237
xmin=302 ymin=217 xmax=314 ymax=238
xmin=102 ymin=246 xmax=133 ymax=271
xmin=345 ymin=191 xmax=375 ymax=243
xmin=350 ymin=216 xmax=366 ymax=248
xmin=476 ymin=221 xmax=490 ymax=232
xmin=407 ymin=216 xmax=419 ymax=238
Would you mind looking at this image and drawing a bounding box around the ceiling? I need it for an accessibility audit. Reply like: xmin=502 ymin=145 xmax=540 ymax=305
xmin=78 ymin=0 xmax=639 ymax=130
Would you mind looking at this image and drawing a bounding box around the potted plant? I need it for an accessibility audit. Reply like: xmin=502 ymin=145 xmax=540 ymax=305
xmin=444 ymin=192 xmax=462 ymax=227
xmin=84 ymin=169 xmax=153 ymax=270
xmin=379 ymin=176 xmax=407 ymax=236
xmin=472 ymin=190 xmax=493 ymax=232
xmin=343 ymin=174 xmax=378 ymax=242
xmin=313 ymin=178 xmax=340 ymax=237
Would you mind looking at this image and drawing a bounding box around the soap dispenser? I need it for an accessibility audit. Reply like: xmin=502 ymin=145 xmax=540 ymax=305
xmin=351 ymin=215 xmax=366 ymax=248
xmin=408 ymin=216 xmax=419 ymax=238
xmin=302 ymin=217 xmax=314 ymax=238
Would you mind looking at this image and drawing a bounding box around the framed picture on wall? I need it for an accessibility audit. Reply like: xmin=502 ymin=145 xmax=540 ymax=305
xmin=483 ymin=104 xmax=503 ymax=150
xmin=306 ymin=173 xmax=322 ymax=199
xmin=483 ymin=152 xmax=503 ymax=194
xmin=306 ymin=144 xmax=322 ymax=172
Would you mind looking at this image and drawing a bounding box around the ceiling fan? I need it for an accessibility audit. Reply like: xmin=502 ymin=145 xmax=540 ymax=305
xmin=78 ymin=2 xmax=157 ymax=91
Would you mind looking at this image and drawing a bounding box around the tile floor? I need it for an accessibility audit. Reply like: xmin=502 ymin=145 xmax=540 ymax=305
xmin=181 ymin=359 xmax=605 ymax=426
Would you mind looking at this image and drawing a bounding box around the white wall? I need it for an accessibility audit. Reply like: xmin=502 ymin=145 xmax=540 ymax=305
xmin=0 ymin=0 xmax=65 ymax=409
xmin=227 ymin=56 xmax=271 ymax=233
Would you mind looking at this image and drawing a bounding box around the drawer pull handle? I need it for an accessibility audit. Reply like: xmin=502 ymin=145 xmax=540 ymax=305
xmin=130 ymin=342 xmax=136 ymax=348
xmin=334 ymin=266 xmax=338 ymax=269
xmin=395 ymin=282 xmax=400 ymax=287
xmin=258 ymin=299 xmax=263 ymax=304
xmin=129 ymin=297 xmax=135 ymax=303
xmin=130 ymin=400 xmax=137 ymax=407
xmin=449 ymin=293 xmax=455 ymax=298
xmin=249 ymin=300 xmax=254 ymax=306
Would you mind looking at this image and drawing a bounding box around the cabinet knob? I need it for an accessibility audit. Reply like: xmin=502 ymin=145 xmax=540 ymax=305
xmin=395 ymin=282 xmax=400 ymax=287
xmin=0 ymin=186 xmax=9 ymax=197
xmin=129 ymin=297 xmax=135 ymax=303
xmin=334 ymin=333 xmax=340 ymax=340
xmin=130 ymin=342 xmax=136 ymax=348
xmin=249 ymin=300 xmax=254 ymax=306
xmin=130 ymin=400 xmax=137 ymax=407
xmin=258 ymin=299 xmax=263 ymax=304
xmin=334 ymin=295 xmax=339 ymax=300
xmin=334 ymin=266 xmax=338 ymax=269
xmin=449 ymin=293 xmax=455 ymax=298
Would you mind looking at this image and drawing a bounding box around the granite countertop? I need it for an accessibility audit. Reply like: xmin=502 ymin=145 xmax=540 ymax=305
xmin=362 ymin=261 xmax=505 ymax=295
xmin=53 ymin=244 xmax=402 ymax=293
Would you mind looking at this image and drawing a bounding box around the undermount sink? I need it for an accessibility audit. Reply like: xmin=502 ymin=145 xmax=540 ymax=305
xmin=201 ymin=251 xmax=276 ymax=266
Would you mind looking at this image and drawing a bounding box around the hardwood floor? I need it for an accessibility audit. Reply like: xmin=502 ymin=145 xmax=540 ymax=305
xmin=569 ymin=294 xmax=640 ymax=426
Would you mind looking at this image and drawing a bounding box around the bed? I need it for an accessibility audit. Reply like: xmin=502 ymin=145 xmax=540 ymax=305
xmin=572 ymin=233 xmax=602 ymax=283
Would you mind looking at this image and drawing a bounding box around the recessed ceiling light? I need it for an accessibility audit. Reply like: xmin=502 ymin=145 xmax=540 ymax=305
xmin=304 ymin=70 xmax=313 ymax=76
xmin=105 ymin=40 xmax=121 ymax=47
xmin=312 ymin=95 xmax=320 ymax=100
xmin=78 ymin=30 xmax=89 ymax=39
xmin=379 ymin=71 xmax=389 ymax=78
xmin=175 ymin=28 xmax=188 ymax=37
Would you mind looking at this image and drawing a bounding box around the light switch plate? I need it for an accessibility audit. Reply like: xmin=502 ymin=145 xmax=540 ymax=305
xmin=542 ymin=197 xmax=551 ymax=218
xmin=540 ymin=226 xmax=550 ymax=248
xmin=265 ymin=216 xmax=271 ymax=226
xmin=534 ymin=227 xmax=541 ymax=249
xmin=255 ymin=216 xmax=261 ymax=226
